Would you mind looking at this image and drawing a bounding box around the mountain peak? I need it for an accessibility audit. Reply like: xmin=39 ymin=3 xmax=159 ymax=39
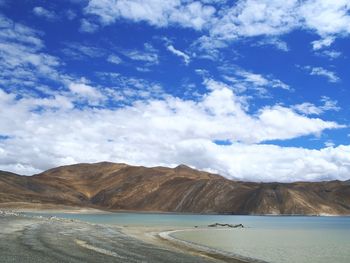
xmin=175 ymin=164 xmax=193 ymax=170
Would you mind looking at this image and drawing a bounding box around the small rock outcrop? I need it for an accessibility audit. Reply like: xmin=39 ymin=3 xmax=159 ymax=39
xmin=208 ymin=223 xmax=244 ymax=228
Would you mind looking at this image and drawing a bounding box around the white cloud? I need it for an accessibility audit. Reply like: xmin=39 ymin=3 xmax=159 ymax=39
xmin=62 ymin=42 xmax=106 ymax=59
xmin=80 ymin=18 xmax=99 ymax=33
xmin=166 ymin=45 xmax=191 ymax=65
xmin=222 ymin=67 xmax=291 ymax=95
xmin=174 ymin=141 xmax=350 ymax=182
xmin=83 ymin=1 xmax=350 ymax=55
xmin=107 ymin=54 xmax=123 ymax=64
xmin=0 ymin=79 xmax=346 ymax=182
xmin=293 ymin=96 xmax=340 ymax=115
xmin=167 ymin=1 xmax=216 ymax=30
xmin=1 ymin=7 xmax=349 ymax=182
xmin=319 ymin=50 xmax=342 ymax=59
xmin=320 ymin=96 xmax=340 ymax=112
xmin=293 ymin=102 xmax=323 ymax=115
xmin=300 ymin=0 xmax=350 ymax=36
xmin=126 ymin=50 xmax=159 ymax=64
xmin=311 ymin=36 xmax=335 ymax=50
xmin=253 ymin=105 xmax=341 ymax=141
xmin=0 ymin=14 xmax=43 ymax=49
xmin=84 ymin=0 xmax=216 ymax=30
xmin=209 ymin=0 xmax=299 ymax=40
xmin=303 ymin=66 xmax=340 ymax=83
xmin=33 ymin=7 xmax=57 ymax=20
xmin=68 ymin=81 xmax=105 ymax=105
xmin=121 ymin=43 xmax=159 ymax=66
xmin=205 ymin=0 xmax=350 ymax=50
xmin=256 ymin=38 xmax=290 ymax=52
xmin=0 ymin=15 xmax=63 ymax=94
xmin=324 ymin=140 xmax=335 ymax=148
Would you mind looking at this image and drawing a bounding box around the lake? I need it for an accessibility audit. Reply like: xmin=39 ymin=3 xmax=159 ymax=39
xmin=23 ymin=212 xmax=350 ymax=263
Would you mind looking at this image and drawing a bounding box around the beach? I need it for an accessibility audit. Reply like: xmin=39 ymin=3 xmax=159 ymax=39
xmin=0 ymin=210 xmax=245 ymax=263
xmin=122 ymin=226 xmax=249 ymax=263
xmin=2 ymin=209 xmax=349 ymax=263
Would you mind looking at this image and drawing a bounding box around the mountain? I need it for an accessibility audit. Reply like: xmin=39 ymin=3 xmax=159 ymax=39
xmin=1 ymin=162 xmax=350 ymax=215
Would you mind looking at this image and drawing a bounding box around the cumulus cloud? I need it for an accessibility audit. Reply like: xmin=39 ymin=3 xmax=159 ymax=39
xmin=166 ymin=45 xmax=191 ymax=65
xmin=300 ymin=0 xmax=350 ymax=37
xmin=68 ymin=81 xmax=105 ymax=105
xmin=0 ymin=79 xmax=346 ymax=181
xmin=173 ymin=141 xmax=350 ymax=182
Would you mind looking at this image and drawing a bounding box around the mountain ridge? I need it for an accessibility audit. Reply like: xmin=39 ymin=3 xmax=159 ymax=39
xmin=1 ymin=162 xmax=350 ymax=215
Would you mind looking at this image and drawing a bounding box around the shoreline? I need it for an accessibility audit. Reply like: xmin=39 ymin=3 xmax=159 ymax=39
xmin=1 ymin=202 xmax=350 ymax=216
xmin=0 ymin=209 xmax=249 ymax=262
xmin=158 ymin=229 xmax=256 ymax=263
xmin=120 ymin=226 xmax=248 ymax=263
xmin=119 ymin=223 xmax=253 ymax=263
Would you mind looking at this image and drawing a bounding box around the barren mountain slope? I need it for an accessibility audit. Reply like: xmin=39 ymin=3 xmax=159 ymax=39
xmin=1 ymin=163 xmax=349 ymax=215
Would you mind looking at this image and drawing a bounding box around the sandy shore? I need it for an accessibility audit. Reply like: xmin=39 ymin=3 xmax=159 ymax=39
xmin=122 ymin=226 xmax=252 ymax=263
xmin=0 ymin=208 xmax=251 ymax=263
xmin=0 ymin=210 xmax=237 ymax=263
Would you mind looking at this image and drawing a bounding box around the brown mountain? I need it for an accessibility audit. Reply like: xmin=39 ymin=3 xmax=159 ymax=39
xmin=1 ymin=162 xmax=350 ymax=215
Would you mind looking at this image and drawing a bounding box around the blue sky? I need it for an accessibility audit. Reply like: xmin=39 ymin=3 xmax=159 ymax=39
xmin=0 ymin=0 xmax=349 ymax=182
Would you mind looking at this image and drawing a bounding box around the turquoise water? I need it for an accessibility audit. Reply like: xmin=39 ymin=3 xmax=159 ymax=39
xmin=24 ymin=212 xmax=350 ymax=263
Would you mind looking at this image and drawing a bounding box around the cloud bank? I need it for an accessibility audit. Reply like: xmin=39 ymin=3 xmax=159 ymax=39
xmin=0 ymin=79 xmax=348 ymax=182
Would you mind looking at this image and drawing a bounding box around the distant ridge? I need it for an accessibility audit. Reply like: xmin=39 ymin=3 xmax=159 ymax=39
xmin=1 ymin=162 xmax=350 ymax=215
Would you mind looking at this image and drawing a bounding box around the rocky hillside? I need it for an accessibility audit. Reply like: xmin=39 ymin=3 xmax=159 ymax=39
xmin=1 ymin=162 xmax=350 ymax=215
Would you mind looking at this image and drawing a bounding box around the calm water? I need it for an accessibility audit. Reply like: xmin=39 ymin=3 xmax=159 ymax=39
xmin=24 ymin=212 xmax=350 ymax=263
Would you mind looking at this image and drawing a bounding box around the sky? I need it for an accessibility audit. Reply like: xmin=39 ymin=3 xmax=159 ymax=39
xmin=0 ymin=0 xmax=350 ymax=182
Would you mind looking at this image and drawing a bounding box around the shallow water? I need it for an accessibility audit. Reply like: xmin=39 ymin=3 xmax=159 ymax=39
xmin=24 ymin=212 xmax=350 ymax=263
xmin=172 ymin=216 xmax=350 ymax=263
